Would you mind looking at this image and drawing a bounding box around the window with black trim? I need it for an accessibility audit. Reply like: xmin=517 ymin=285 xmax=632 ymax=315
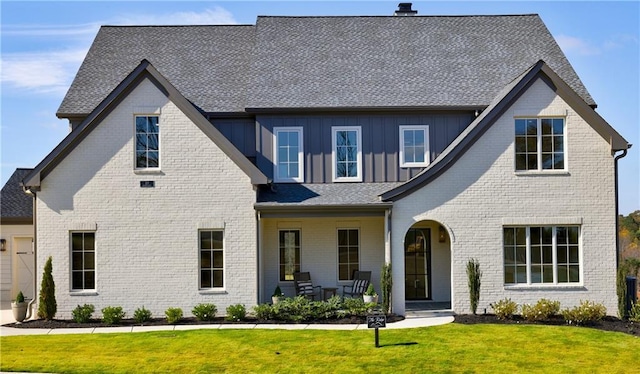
xmin=279 ymin=230 xmax=300 ymax=281
xmin=515 ymin=118 xmax=565 ymax=171
xmin=200 ymin=230 xmax=224 ymax=289
xmin=338 ymin=229 xmax=359 ymax=281
xmin=71 ymin=232 xmax=95 ymax=290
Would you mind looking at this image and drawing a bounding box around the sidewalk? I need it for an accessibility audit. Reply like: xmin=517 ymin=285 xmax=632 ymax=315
xmin=0 ymin=307 xmax=454 ymax=336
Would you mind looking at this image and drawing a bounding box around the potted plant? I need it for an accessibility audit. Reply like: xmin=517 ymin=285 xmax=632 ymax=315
xmin=11 ymin=291 xmax=31 ymax=323
xmin=363 ymin=284 xmax=378 ymax=304
xmin=272 ymin=286 xmax=285 ymax=304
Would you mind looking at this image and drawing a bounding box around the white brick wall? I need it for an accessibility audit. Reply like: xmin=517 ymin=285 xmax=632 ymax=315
xmin=36 ymin=79 xmax=258 ymax=319
xmin=392 ymin=79 xmax=618 ymax=315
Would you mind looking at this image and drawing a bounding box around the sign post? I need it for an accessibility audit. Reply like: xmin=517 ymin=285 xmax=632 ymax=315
xmin=367 ymin=313 xmax=386 ymax=348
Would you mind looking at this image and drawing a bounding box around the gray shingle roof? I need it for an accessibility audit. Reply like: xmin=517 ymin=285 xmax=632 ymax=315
xmin=1 ymin=168 xmax=33 ymax=223
xmin=58 ymin=25 xmax=255 ymax=115
xmin=256 ymin=182 xmax=402 ymax=207
xmin=57 ymin=14 xmax=594 ymax=117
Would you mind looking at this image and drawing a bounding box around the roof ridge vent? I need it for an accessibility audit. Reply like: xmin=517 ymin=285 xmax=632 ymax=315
xmin=394 ymin=3 xmax=418 ymax=16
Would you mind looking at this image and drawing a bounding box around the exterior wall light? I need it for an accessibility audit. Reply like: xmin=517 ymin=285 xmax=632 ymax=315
xmin=0 ymin=238 xmax=6 ymax=251
xmin=438 ymin=226 xmax=446 ymax=243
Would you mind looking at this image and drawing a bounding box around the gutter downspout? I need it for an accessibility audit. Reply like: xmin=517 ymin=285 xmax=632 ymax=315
xmin=614 ymin=146 xmax=631 ymax=270
xmin=256 ymin=211 xmax=262 ymax=305
xmin=24 ymin=188 xmax=37 ymax=320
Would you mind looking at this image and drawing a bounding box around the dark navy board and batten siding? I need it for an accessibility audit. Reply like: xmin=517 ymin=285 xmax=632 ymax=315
xmin=255 ymin=112 xmax=474 ymax=183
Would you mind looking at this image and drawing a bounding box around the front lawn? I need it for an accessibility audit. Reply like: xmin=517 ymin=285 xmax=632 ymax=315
xmin=1 ymin=324 xmax=638 ymax=373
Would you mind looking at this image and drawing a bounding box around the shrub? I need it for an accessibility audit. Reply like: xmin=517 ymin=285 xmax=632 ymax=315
xmin=37 ymin=256 xmax=57 ymax=320
xmin=14 ymin=291 xmax=25 ymax=303
xmin=252 ymin=303 xmax=275 ymax=320
xmin=102 ymin=306 xmax=126 ymax=324
xmin=225 ymin=304 xmax=247 ymax=322
xmin=381 ymin=263 xmax=393 ymax=315
xmin=561 ymin=300 xmax=607 ymax=325
xmin=629 ymin=302 xmax=640 ymax=323
xmin=192 ymin=303 xmax=217 ymax=321
xmin=491 ymin=298 xmax=518 ymax=320
xmin=340 ymin=297 xmax=369 ymax=317
xmin=521 ymin=299 xmax=561 ymax=322
xmin=272 ymin=296 xmax=313 ymax=322
xmin=165 ymin=307 xmax=183 ymax=324
xmin=133 ymin=307 xmax=153 ymax=324
xmin=466 ymin=258 xmax=482 ymax=315
xmin=72 ymin=304 xmax=95 ymax=323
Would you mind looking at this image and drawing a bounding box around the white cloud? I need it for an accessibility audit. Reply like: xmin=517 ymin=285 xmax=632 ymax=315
xmin=556 ymin=35 xmax=600 ymax=56
xmin=112 ymin=6 xmax=238 ymax=26
xmin=1 ymin=49 xmax=88 ymax=95
xmin=1 ymin=7 xmax=238 ymax=95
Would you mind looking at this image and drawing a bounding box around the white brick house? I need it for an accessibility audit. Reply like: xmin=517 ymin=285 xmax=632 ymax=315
xmin=21 ymin=11 xmax=629 ymax=318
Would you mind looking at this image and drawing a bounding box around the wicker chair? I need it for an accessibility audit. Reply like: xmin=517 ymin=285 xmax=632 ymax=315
xmin=293 ymin=272 xmax=321 ymax=300
xmin=342 ymin=271 xmax=371 ymax=298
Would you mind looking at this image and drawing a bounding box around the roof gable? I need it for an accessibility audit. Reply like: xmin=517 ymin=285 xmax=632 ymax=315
xmin=380 ymin=60 xmax=630 ymax=201
xmin=25 ymin=60 xmax=269 ymax=188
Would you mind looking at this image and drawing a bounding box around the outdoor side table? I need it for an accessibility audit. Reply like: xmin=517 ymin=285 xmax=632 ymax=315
xmin=322 ymin=287 xmax=338 ymax=300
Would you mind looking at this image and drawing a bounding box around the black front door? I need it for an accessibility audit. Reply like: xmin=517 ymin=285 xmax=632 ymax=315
xmin=404 ymin=228 xmax=431 ymax=300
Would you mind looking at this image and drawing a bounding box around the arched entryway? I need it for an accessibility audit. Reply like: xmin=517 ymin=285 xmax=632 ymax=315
xmin=403 ymin=220 xmax=451 ymax=310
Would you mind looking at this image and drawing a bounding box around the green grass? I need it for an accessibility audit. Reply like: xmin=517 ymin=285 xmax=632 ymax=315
xmin=1 ymin=324 xmax=638 ymax=373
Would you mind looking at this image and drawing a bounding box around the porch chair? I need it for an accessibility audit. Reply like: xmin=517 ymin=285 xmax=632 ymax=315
xmin=342 ymin=270 xmax=371 ymax=298
xmin=293 ymin=272 xmax=322 ymax=300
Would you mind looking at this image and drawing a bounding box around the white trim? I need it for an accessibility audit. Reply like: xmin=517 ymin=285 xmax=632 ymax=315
xmin=331 ymin=126 xmax=362 ymax=182
xmin=69 ymin=231 xmax=97 ymax=292
xmin=198 ymin=229 xmax=225 ymax=291
xmin=278 ymin=229 xmax=301 ymax=282
xmin=273 ymin=127 xmax=304 ymax=183
xmin=399 ymin=125 xmax=430 ymax=168
xmin=336 ymin=227 xmax=360 ymax=282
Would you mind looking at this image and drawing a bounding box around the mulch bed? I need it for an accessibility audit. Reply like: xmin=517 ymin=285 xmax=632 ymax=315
xmin=454 ymin=314 xmax=640 ymax=337
xmin=5 ymin=314 xmax=405 ymax=329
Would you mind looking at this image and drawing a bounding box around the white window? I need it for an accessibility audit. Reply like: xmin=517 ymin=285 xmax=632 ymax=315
xmin=200 ymin=230 xmax=224 ymax=289
xmin=71 ymin=232 xmax=95 ymax=290
xmin=503 ymin=226 xmax=580 ymax=285
xmin=274 ymin=127 xmax=304 ymax=182
xmin=337 ymin=229 xmax=359 ymax=281
xmin=332 ymin=127 xmax=362 ymax=182
xmin=399 ymin=125 xmax=430 ymax=167
xmin=279 ymin=230 xmax=301 ymax=281
xmin=135 ymin=115 xmax=160 ymax=169
xmin=515 ymin=118 xmax=565 ymax=171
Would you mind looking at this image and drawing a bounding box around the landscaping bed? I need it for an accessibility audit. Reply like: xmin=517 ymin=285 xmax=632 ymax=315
xmin=5 ymin=314 xmax=405 ymax=329
xmin=454 ymin=313 xmax=640 ymax=337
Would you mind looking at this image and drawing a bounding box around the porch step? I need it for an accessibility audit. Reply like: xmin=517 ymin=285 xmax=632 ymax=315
xmin=404 ymin=309 xmax=455 ymax=319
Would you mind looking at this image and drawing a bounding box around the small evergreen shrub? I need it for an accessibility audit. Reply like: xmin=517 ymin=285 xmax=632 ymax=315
xmin=72 ymin=304 xmax=95 ymax=323
xmin=133 ymin=307 xmax=153 ymax=324
xmin=37 ymin=256 xmax=57 ymax=320
xmin=466 ymin=258 xmax=482 ymax=315
xmin=561 ymin=300 xmax=607 ymax=325
xmin=101 ymin=306 xmax=125 ymax=324
xmin=629 ymin=302 xmax=640 ymax=323
xmin=165 ymin=307 xmax=183 ymax=324
xmin=15 ymin=291 xmax=25 ymax=303
xmin=521 ymin=299 xmax=561 ymax=322
xmin=381 ymin=263 xmax=393 ymax=315
xmin=340 ymin=296 xmax=369 ymax=317
xmin=192 ymin=303 xmax=217 ymax=321
xmin=491 ymin=298 xmax=518 ymax=320
xmin=225 ymin=304 xmax=247 ymax=322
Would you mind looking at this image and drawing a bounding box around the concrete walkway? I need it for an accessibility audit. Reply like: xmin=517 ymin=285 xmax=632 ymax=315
xmin=0 ymin=307 xmax=454 ymax=336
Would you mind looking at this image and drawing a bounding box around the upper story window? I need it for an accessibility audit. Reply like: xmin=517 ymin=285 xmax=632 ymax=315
xmin=399 ymin=125 xmax=430 ymax=168
xmin=135 ymin=115 xmax=160 ymax=169
xmin=274 ymin=127 xmax=304 ymax=183
xmin=332 ymin=126 xmax=362 ymax=182
xmin=71 ymin=232 xmax=95 ymax=291
xmin=515 ymin=118 xmax=565 ymax=171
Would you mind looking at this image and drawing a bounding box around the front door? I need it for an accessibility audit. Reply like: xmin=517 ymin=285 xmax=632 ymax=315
xmin=404 ymin=228 xmax=431 ymax=300
xmin=13 ymin=237 xmax=34 ymax=300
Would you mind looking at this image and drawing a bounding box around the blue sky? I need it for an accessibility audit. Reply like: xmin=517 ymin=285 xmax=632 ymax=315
xmin=1 ymin=0 xmax=638 ymax=214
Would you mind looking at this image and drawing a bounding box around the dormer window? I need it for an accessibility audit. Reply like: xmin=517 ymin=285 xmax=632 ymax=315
xmin=399 ymin=125 xmax=430 ymax=168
